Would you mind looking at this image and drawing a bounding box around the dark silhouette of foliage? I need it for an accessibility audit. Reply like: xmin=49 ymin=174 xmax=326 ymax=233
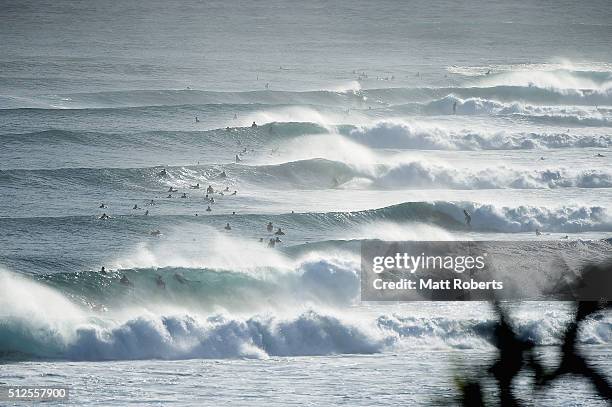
xmin=457 ymin=261 xmax=611 ymax=406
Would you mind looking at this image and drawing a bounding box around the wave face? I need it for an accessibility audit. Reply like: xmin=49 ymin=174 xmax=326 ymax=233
xmin=2 ymin=159 xmax=611 ymax=195
xmin=0 ymin=201 xmax=608 ymax=258
xmin=4 ymin=122 xmax=612 ymax=152
xmin=3 ymin=69 xmax=611 ymax=111
xmin=0 ymin=89 xmax=369 ymax=110
xmin=0 ymin=123 xmax=326 ymax=146
xmin=2 ymin=121 xmax=609 ymax=173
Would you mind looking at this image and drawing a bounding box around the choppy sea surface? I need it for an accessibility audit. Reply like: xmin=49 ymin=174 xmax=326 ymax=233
xmin=0 ymin=0 xmax=611 ymax=405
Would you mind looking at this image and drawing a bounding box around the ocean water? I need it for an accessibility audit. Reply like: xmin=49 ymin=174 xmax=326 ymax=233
xmin=0 ymin=0 xmax=611 ymax=405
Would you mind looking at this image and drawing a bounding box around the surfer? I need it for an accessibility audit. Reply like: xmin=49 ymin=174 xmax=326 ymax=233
xmin=453 ymin=101 xmax=457 ymax=114
xmin=596 ymin=153 xmax=605 ymax=157
xmin=144 ymin=210 xmax=149 ymax=216
xmin=275 ymin=236 xmax=282 ymax=243
xmin=463 ymin=210 xmax=472 ymax=227
xmin=99 ymin=213 xmax=110 ymax=220
xmin=166 ymin=194 xmax=172 ymax=198
xmin=99 ymin=203 xmax=106 ymax=209
xmin=120 ymin=274 xmax=132 ymax=287
xmin=224 ymin=186 xmax=230 ymax=192
xmin=220 ymin=171 xmax=227 ymax=178
xmin=268 ymin=238 xmax=276 ymax=248
xmin=251 ymin=121 xmax=258 ymax=128
xmin=158 ymin=169 xmax=168 ymax=177
xmin=133 ymin=204 xmax=139 ymax=210
xmin=168 ymin=187 xmax=177 ymax=192
xmin=536 ymin=229 xmax=542 ymax=236
xmin=275 ymin=228 xmax=285 ymax=236
xmin=149 ymin=199 xmax=155 ymax=206
xmin=100 ymin=266 xmax=107 ymax=274
xmin=267 ymin=222 xmax=274 ymax=232
xmin=190 ymin=183 xmax=200 ymax=189
xmin=207 ymin=185 xmax=214 ymax=194
xmin=210 ymin=197 xmax=215 ymax=204
xmin=155 ymin=275 xmax=166 ymax=289
xmin=150 ymin=229 xmax=161 ymax=236
xmin=231 ymin=190 xmax=237 ymax=195
xmin=206 ymin=206 xmax=212 ymax=212
xmin=224 ymin=223 xmax=232 ymax=230
xmin=236 ymin=154 xmax=241 ymax=163
xmin=181 ymin=193 xmax=187 ymax=198
xmin=195 ymin=116 xmax=200 ymax=123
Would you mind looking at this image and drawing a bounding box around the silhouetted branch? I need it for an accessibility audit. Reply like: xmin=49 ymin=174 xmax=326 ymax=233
xmin=456 ymin=261 xmax=611 ymax=406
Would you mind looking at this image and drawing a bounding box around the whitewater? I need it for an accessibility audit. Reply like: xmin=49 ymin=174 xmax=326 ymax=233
xmin=1 ymin=0 xmax=611 ymax=405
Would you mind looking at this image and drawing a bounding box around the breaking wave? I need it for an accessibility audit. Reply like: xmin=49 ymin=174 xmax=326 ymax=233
xmin=0 ymin=266 xmax=609 ymax=361
xmin=415 ymin=95 xmax=612 ymax=126
xmin=3 ymin=158 xmax=611 ymax=191
xmin=470 ymin=68 xmax=612 ymax=92
xmin=343 ymin=121 xmax=612 ymax=150
xmin=8 ymin=122 xmax=610 ymax=154
xmin=4 ymin=79 xmax=609 ymax=111
xmin=1 ymin=200 xmax=609 ymax=233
